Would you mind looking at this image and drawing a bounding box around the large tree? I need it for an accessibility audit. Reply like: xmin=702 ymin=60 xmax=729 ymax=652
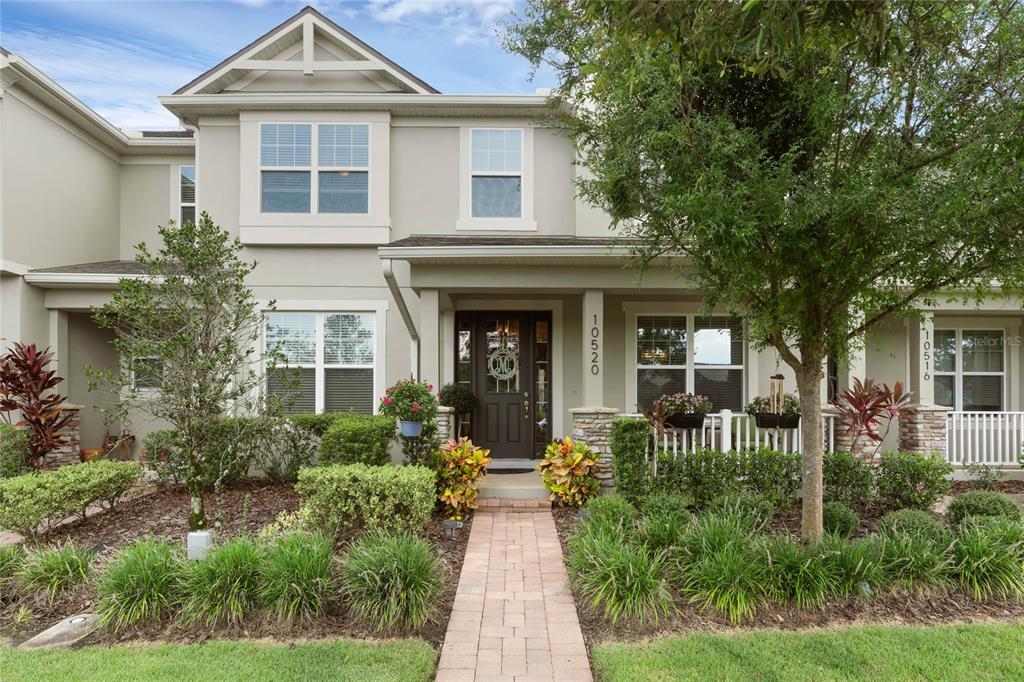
xmin=91 ymin=213 xmax=277 ymax=531
xmin=505 ymin=0 xmax=1024 ymax=538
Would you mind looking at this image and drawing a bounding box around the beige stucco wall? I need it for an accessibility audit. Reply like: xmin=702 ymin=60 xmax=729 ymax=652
xmin=66 ymin=312 xmax=119 ymax=450
xmin=120 ymin=160 xmax=193 ymax=258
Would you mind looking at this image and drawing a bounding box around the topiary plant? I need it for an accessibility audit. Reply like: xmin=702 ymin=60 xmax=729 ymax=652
xmin=539 ymin=436 xmax=600 ymax=507
xmin=947 ymin=490 xmax=1022 ymax=526
xmin=822 ymin=501 xmax=859 ymax=538
xmin=437 ymin=383 xmax=478 ymax=420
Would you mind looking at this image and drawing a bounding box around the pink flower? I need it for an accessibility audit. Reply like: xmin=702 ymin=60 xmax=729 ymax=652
xmin=383 ymin=397 xmax=393 ymax=405
xmin=428 ymin=384 xmax=433 ymax=390
xmin=412 ymin=403 xmax=420 ymax=413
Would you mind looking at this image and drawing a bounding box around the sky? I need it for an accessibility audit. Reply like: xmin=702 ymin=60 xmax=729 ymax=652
xmin=0 ymin=0 xmax=554 ymax=130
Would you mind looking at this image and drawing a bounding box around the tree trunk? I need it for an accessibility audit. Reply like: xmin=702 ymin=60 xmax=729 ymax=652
xmin=795 ymin=364 xmax=824 ymax=541
xmin=187 ymin=474 xmax=207 ymax=531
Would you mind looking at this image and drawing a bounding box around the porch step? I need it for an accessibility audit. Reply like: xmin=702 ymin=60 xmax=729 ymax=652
xmin=477 ymin=497 xmax=551 ymax=513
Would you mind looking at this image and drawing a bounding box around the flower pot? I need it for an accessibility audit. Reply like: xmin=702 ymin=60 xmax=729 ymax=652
xmin=754 ymin=413 xmax=801 ymax=429
xmin=80 ymin=448 xmax=104 ymax=463
xmin=399 ymin=419 xmax=424 ymax=437
xmin=664 ymin=413 xmax=706 ymax=429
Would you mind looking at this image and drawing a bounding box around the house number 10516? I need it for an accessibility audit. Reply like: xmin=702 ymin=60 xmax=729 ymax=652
xmin=590 ymin=314 xmax=600 ymax=376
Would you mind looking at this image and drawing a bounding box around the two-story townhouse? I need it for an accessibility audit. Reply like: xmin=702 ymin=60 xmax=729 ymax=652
xmin=2 ymin=6 xmax=1022 ymax=466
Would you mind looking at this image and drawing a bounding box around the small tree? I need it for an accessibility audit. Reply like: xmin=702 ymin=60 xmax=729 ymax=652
xmin=506 ymin=0 xmax=1024 ymax=538
xmin=91 ymin=213 xmax=277 ymax=531
xmin=0 ymin=343 xmax=71 ymax=468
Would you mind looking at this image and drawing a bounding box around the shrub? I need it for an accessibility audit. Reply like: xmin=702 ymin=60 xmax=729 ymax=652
xmin=584 ymin=494 xmax=639 ymax=531
xmin=878 ymin=509 xmax=952 ymax=547
xmin=340 ymin=532 xmax=441 ymax=632
xmin=96 ymin=538 xmax=184 ymax=631
xmin=610 ymin=417 xmax=651 ymax=501
xmin=0 ymin=461 xmax=140 ymax=538
xmin=823 ymin=450 xmax=874 ymax=506
xmin=681 ymin=541 xmax=764 ymax=623
xmin=296 ymin=464 xmax=435 ymax=537
xmin=180 ymin=537 xmax=263 ymax=626
xmin=674 ymin=511 xmax=752 ymax=565
xmin=637 ymin=510 xmax=689 ymax=553
xmin=0 ymin=543 xmax=25 ymax=595
xmin=963 ymin=462 xmax=1006 ymax=490
xmin=875 ymin=451 xmax=952 ymax=510
xmin=320 ymin=414 xmax=396 ymax=466
xmin=879 ymin=533 xmax=953 ymax=591
xmin=952 ymin=522 xmax=1024 ymax=601
xmin=823 ymin=501 xmax=859 ymax=538
xmin=957 ymin=515 xmax=1024 ymax=552
xmin=659 ymin=449 xmax=741 ymax=506
xmin=437 ymin=383 xmax=478 ymax=419
xmin=947 ymin=491 xmax=1022 ymax=526
xmin=539 ymin=437 xmax=600 ymax=507
xmin=287 ymin=413 xmax=338 ymax=438
xmin=741 ymin=448 xmax=801 ymax=506
xmin=259 ymin=532 xmax=335 ymax=622
xmin=820 ymin=534 xmax=888 ymax=598
xmin=759 ymin=536 xmax=838 ymax=610
xmin=567 ymin=529 xmax=673 ymax=624
xmin=639 ymin=492 xmax=692 ymax=519
xmin=0 ymin=424 xmax=29 ymax=478
xmin=19 ymin=543 xmax=92 ymax=602
xmin=707 ymin=492 xmax=774 ymax=530
xmin=436 ymin=438 xmax=491 ymax=520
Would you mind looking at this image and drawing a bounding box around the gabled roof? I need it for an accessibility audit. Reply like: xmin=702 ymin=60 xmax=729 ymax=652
xmin=174 ymin=5 xmax=438 ymax=96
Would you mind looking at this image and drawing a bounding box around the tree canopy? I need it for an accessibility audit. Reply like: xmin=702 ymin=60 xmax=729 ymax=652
xmin=505 ymin=0 xmax=1024 ymax=538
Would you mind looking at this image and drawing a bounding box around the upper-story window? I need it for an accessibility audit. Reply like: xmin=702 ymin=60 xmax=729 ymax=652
xmin=471 ymin=129 xmax=522 ymax=218
xmin=179 ymin=165 xmax=196 ymax=225
xmin=259 ymin=123 xmax=369 ymax=215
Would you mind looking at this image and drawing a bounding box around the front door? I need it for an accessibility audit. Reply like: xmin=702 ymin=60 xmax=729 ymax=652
xmin=473 ymin=313 xmax=534 ymax=458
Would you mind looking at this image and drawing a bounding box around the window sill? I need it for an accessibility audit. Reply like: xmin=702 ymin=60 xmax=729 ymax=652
xmin=456 ymin=218 xmax=537 ymax=232
xmin=240 ymin=225 xmax=391 ymax=245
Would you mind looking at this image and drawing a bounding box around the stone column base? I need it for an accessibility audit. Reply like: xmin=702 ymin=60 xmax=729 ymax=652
xmin=899 ymin=405 xmax=951 ymax=457
xmin=570 ymin=406 xmax=620 ymax=492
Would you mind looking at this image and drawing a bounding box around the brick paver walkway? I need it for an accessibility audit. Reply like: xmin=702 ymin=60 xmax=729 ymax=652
xmin=436 ymin=510 xmax=592 ymax=682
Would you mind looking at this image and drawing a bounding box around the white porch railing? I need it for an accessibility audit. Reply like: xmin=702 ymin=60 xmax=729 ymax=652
xmin=622 ymin=410 xmax=839 ymax=458
xmin=946 ymin=411 xmax=1024 ymax=466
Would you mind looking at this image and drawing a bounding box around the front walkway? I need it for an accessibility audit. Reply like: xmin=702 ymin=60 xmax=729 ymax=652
xmin=436 ymin=510 xmax=592 ymax=682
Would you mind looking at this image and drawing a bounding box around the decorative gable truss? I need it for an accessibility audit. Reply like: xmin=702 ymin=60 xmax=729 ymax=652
xmin=174 ymin=6 xmax=437 ymax=96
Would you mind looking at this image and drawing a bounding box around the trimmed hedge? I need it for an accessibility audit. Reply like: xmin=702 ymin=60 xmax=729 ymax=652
xmin=654 ymin=448 xmax=800 ymax=507
xmin=295 ymin=463 xmax=435 ymax=536
xmin=824 ymin=450 xmax=874 ymax=505
xmin=947 ymin=491 xmax=1022 ymax=526
xmin=0 ymin=424 xmax=29 ymax=478
xmin=0 ymin=461 xmax=140 ymax=539
xmin=320 ymin=414 xmax=396 ymax=466
xmin=610 ymin=417 xmax=651 ymax=501
xmin=287 ymin=413 xmax=339 ymax=438
xmin=876 ymin=451 xmax=953 ymax=510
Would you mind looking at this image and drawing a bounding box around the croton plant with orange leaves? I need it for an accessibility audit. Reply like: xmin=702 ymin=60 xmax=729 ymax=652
xmin=538 ymin=436 xmax=599 ymax=507
xmin=437 ymin=437 xmax=492 ymax=520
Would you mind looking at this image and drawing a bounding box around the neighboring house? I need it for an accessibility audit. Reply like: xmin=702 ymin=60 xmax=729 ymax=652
xmin=1 ymin=7 xmax=1021 ymax=465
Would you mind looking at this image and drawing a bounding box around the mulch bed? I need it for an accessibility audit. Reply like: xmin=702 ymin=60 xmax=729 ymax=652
xmin=552 ymin=505 xmax=1024 ymax=647
xmin=1 ymin=481 xmax=472 ymax=649
xmin=952 ymin=480 xmax=1024 ymax=495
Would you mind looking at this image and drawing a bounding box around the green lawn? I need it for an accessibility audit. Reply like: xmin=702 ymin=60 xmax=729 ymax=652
xmin=0 ymin=638 xmax=436 ymax=682
xmin=593 ymin=623 xmax=1024 ymax=681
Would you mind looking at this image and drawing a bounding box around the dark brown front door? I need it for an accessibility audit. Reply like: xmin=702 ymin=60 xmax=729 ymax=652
xmin=473 ymin=313 xmax=534 ymax=458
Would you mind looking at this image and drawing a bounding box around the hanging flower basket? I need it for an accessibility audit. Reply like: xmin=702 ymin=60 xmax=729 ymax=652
xmin=753 ymin=413 xmax=801 ymax=429
xmin=657 ymin=393 xmax=713 ymax=430
xmin=399 ymin=419 xmax=424 ymax=437
xmin=664 ymin=413 xmax=707 ymax=429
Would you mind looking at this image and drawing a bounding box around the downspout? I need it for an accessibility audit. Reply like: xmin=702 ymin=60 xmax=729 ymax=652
xmin=381 ymin=258 xmax=420 ymax=380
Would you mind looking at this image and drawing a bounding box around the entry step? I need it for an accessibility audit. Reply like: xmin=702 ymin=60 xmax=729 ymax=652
xmin=477 ymin=497 xmax=551 ymax=512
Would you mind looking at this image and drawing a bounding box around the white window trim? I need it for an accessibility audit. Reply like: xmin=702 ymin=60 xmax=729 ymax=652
xmin=935 ymin=327 xmax=1006 ymax=411
xmin=625 ymin=307 xmax=747 ymax=412
xmin=130 ymin=356 xmax=163 ymax=393
xmin=178 ymin=165 xmax=196 ymax=225
xmin=457 ymin=126 xmax=536 ymax=231
xmin=261 ymin=300 xmax=388 ymax=415
xmin=258 ymin=122 xmax=370 ymax=217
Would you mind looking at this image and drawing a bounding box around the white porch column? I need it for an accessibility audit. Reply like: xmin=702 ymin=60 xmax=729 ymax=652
xmin=48 ymin=309 xmax=69 ymax=380
xmin=419 ymin=289 xmax=440 ymax=389
xmin=914 ymin=312 xmax=936 ymax=406
xmin=582 ymin=290 xmax=604 ymax=406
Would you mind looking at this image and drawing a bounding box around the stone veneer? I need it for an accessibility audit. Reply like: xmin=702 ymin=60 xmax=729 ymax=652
xmin=570 ymin=406 xmax=618 ymax=491
xmin=824 ymin=406 xmax=878 ymax=461
xmin=898 ymin=404 xmax=951 ymax=457
xmin=42 ymin=403 xmax=83 ymax=468
xmin=436 ymin=405 xmax=455 ymax=442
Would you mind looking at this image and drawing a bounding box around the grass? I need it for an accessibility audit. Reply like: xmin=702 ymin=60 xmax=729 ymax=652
xmin=0 ymin=639 xmax=437 ymax=682
xmin=18 ymin=543 xmax=92 ymax=601
xmin=593 ymin=623 xmax=1024 ymax=681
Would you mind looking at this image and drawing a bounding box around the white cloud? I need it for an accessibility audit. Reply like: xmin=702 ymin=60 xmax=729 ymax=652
xmin=366 ymin=0 xmax=517 ymax=45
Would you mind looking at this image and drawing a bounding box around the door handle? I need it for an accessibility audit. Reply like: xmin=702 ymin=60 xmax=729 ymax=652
xmin=523 ymin=392 xmax=530 ymax=419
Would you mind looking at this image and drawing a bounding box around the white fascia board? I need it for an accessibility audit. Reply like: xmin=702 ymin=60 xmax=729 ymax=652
xmin=376 ymin=244 xmax=630 ymax=260
xmin=22 ymin=272 xmax=154 ymax=289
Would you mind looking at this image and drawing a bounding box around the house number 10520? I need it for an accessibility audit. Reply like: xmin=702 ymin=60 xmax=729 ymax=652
xmin=590 ymin=314 xmax=600 ymax=376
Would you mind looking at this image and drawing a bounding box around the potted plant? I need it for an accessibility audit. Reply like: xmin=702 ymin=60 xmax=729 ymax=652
xmin=379 ymin=379 xmax=437 ymax=438
xmin=80 ymin=447 xmax=105 ymax=463
xmin=437 ymin=437 xmax=491 ymax=537
xmin=658 ymin=393 xmax=713 ymax=429
xmin=438 ymin=383 xmax=478 ymax=438
xmin=746 ymin=393 xmax=802 ymax=429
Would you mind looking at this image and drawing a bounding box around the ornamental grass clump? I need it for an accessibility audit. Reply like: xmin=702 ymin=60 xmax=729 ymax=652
xmin=952 ymin=520 xmax=1024 ymax=602
xmin=19 ymin=543 xmax=92 ymax=602
xmin=638 ymin=510 xmax=689 ymax=554
xmin=759 ymin=536 xmax=839 ymax=610
xmin=567 ymin=529 xmax=673 ymax=624
xmin=0 ymin=543 xmax=25 ymax=596
xmin=879 ymin=533 xmax=953 ymax=592
xmin=878 ymin=509 xmax=952 ymax=547
xmin=340 ymin=532 xmax=441 ymax=632
xmin=947 ymin=491 xmax=1023 ymax=526
xmin=259 ymin=532 xmax=335 ymax=623
xmin=681 ymin=541 xmax=765 ymax=623
xmin=706 ymin=492 xmax=774 ymax=531
xmin=820 ymin=534 xmax=888 ymax=599
xmin=180 ymin=536 xmax=263 ymax=626
xmin=436 ymin=437 xmax=491 ymax=521
xmin=539 ymin=436 xmax=599 ymax=507
xmin=96 ymin=538 xmax=184 ymax=631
